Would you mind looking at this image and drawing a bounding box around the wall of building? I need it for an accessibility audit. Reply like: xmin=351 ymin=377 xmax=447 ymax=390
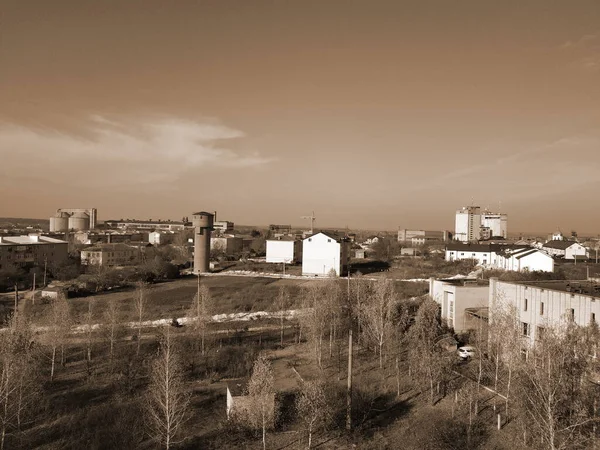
xmin=0 ymin=236 xmax=68 ymax=270
xmin=266 ymin=240 xmax=300 ymax=263
xmin=490 ymin=279 xmax=600 ymax=344
xmin=566 ymin=244 xmax=588 ymax=260
xmin=430 ymin=279 xmax=488 ymax=332
xmin=302 ymin=233 xmax=347 ymax=276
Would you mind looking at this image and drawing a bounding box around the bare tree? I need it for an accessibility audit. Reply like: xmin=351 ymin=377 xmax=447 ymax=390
xmin=0 ymin=315 xmax=40 ymax=449
xmin=274 ymin=286 xmax=290 ymax=347
xmin=296 ymin=378 xmax=332 ymax=449
xmin=515 ymin=323 xmax=597 ymax=450
xmin=360 ymin=277 xmax=396 ymax=369
xmin=145 ymin=328 xmax=190 ymax=450
xmin=246 ymin=354 xmax=276 ymax=450
xmin=407 ymin=298 xmax=450 ymax=404
xmin=134 ymin=282 xmax=148 ymax=355
xmin=187 ymin=278 xmax=212 ymax=356
xmin=300 ymin=284 xmax=328 ymax=369
xmin=41 ymin=294 xmax=71 ymax=381
xmin=103 ymin=296 xmax=123 ymax=369
xmin=83 ymin=298 xmax=95 ymax=376
xmin=323 ymin=276 xmax=342 ymax=359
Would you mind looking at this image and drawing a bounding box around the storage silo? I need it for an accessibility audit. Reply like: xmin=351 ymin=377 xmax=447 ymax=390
xmin=68 ymin=211 xmax=90 ymax=231
xmin=192 ymin=211 xmax=214 ymax=274
xmin=50 ymin=211 xmax=70 ymax=232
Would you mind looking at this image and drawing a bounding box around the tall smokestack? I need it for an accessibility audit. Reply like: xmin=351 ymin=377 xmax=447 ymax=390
xmin=192 ymin=211 xmax=214 ymax=274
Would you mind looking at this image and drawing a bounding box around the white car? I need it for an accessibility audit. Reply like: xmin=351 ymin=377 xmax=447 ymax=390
xmin=458 ymin=346 xmax=476 ymax=360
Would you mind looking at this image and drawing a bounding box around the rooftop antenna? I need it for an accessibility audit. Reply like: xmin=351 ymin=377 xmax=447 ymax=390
xmin=301 ymin=211 xmax=316 ymax=234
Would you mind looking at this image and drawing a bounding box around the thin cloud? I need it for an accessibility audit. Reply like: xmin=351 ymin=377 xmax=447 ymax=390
xmin=559 ymin=33 xmax=599 ymax=49
xmin=0 ymin=116 xmax=274 ymax=189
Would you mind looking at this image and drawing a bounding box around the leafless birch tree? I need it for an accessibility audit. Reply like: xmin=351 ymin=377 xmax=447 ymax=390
xmin=360 ymin=277 xmax=396 ymax=369
xmin=187 ymin=279 xmax=212 ymax=356
xmin=296 ymin=378 xmax=332 ymax=449
xmin=42 ymin=293 xmax=71 ymax=381
xmin=274 ymin=286 xmax=290 ymax=347
xmin=247 ymin=354 xmax=276 ymax=450
xmin=135 ymin=282 xmax=148 ymax=355
xmin=145 ymin=328 xmax=190 ymax=450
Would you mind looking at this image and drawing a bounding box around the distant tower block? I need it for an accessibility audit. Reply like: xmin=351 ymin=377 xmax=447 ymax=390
xmin=192 ymin=211 xmax=214 ymax=274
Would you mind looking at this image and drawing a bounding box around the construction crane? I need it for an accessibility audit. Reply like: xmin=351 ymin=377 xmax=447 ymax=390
xmin=301 ymin=211 xmax=316 ymax=234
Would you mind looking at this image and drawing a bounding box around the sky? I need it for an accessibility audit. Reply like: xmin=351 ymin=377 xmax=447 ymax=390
xmin=1 ymin=0 xmax=599 ymax=234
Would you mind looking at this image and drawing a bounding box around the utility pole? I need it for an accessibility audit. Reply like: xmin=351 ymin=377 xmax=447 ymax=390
xmin=14 ymin=284 xmax=18 ymax=324
xmin=32 ymin=272 xmax=36 ymax=306
xmin=43 ymin=257 xmax=48 ymax=287
xmin=346 ymin=329 xmax=353 ymax=431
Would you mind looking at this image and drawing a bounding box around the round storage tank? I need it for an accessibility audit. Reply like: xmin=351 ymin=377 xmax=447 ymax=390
xmin=50 ymin=211 xmax=70 ymax=232
xmin=68 ymin=211 xmax=90 ymax=231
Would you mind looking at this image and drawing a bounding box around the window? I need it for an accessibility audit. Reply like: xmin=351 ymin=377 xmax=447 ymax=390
xmin=537 ymin=326 xmax=545 ymax=341
xmin=524 ymin=298 xmax=528 ymax=312
xmin=461 ymin=253 xmax=464 ymax=256
xmin=327 ymin=239 xmax=331 ymax=243
xmin=308 ymin=238 xmax=312 ymax=242
xmin=522 ymin=322 xmax=530 ymax=337
xmin=540 ymin=302 xmax=544 ymax=316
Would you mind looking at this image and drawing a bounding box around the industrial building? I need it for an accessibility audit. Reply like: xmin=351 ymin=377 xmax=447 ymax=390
xmin=0 ymin=235 xmax=69 ymax=270
xmin=49 ymin=208 xmax=97 ymax=231
xmin=80 ymin=243 xmax=141 ymax=266
xmin=301 ymin=231 xmax=350 ymax=277
xmin=192 ymin=211 xmax=214 ymax=274
xmin=266 ymin=236 xmax=302 ymax=264
xmin=454 ymin=206 xmax=508 ymax=242
xmin=213 ymin=221 xmax=234 ymax=233
xmin=104 ymin=219 xmax=186 ymax=232
xmin=398 ymin=229 xmax=451 ymax=244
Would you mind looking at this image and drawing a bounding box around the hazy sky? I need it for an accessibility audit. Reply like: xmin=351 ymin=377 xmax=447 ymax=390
xmin=1 ymin=1 xmax=599 ymax=233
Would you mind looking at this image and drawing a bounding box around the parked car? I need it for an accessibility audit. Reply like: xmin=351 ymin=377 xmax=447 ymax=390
xmin=458 ymin=346 xmax=476 ymax=360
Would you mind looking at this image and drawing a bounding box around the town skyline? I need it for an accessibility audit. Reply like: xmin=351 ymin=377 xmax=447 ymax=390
xmin=2 ymin=1 xmax=600 ymax=233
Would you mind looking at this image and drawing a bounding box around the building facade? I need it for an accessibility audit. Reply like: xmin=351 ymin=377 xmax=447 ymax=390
xmin=446 ymin=243 xmax=554 ymax=272
xmin=489 ymin=279 xmax=600 ymax=344
xmin=0 ymin=235 xmax=68 ymax=270
xmin=213 ymin=221 xmax=234 ymax=233
xmin=542 ymin=241 xmax=588 ymax=260
xmin=80 ymin=243 xmax=140 ymax=266
xmin=430 ymin=278 xmax=489 ymax=332
xmin=398 ymin=229 xmax=451 ymax=244
xmin=104 ymin=219 xmax=186 ymax=232
xmin=480 ymin=212 xmax=508 ymax=239
xmin=266 ymin=238 xmax=302 ymax=264
xmin=302 ymin=232 xmax=350 ymax=277
xmin=455 ymin=206 xmax=482 ymax=242
xmin=211 ymin=236 xmax=243 ymax=256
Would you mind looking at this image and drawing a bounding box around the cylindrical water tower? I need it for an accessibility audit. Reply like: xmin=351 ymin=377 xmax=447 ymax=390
xmin=192 ymin=211 xmax=214 ymax=274
xmin=50 ymin=211 xmax=70 ymax=232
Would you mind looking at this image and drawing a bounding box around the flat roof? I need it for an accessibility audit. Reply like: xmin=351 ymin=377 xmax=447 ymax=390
xmin=510 ymin=280 xmax=600 ymax=298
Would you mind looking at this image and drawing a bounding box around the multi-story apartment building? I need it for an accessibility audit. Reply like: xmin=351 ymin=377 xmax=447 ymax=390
xmin=80 ymin=243 xmax=140 ymax=266
xmin=0 ymin=235 xmax=68 ymax=270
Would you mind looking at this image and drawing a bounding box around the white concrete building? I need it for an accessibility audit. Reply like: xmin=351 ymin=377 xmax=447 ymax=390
xmin=302 ymin=232 xmax=350 ymax=277
xmin=445 ymin=243 xmax=499 ymax=266
xmin=496 ymin=247 xmax=555 ymax=273
xmin=542 ymin=241 xmax=588 ymax=260
xmin=446 ymin=243 xmax=554 ymax=272
xmin=266 ymin=237 xmax=302 ymax=264
xmin=455 ymin=206 xmax=482 ymax=242
xmin=489 ymin=279 xmax=600 ymax=344
xmin=430 ymin=277 xmax=489 ymax=332
xmin=480 ymin=212 xmax=508 ymax=239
